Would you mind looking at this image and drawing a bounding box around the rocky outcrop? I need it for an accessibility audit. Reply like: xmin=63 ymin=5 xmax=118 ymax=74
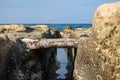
xmin=62 ymin=26 xmax=73 ymax=38
xmin=92 ymin=1 xmax=120 ymax=79
xmin=31 ymin=25 xmax=49 ymax=32
xmin=50 ymin=29 xmax=61 ymax=38
xmin=0 ymin=24 xmax=61 ymax=41
xmin=0 ymin=24 xmax=26 ymax=33
xmin=0 ymin=35 xmax=13 ymax=80
xmin=62 ymin=26 xmax=91 ymax=39
xmin=62 ymin=26 xmax=91 ymax=80
xmin=0 ymin=24 xmax=60 ymax=80
xmin=70 ymin=28 xmax=91 ymax=38
xmin=74 ymin=1 xmax=120 ymax=80
xmin=74 ymin=37 xmax=99 ymax=80
xmin=92 ymin=2 xmax=120 ymax=43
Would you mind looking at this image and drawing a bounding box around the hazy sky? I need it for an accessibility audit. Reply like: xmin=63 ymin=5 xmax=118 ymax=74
xmin=0 ymin=0 xmax=118 ymax=24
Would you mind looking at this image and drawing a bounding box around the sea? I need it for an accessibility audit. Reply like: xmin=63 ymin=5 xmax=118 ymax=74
xmin=0 ymin=24 xmax=92 ymax=32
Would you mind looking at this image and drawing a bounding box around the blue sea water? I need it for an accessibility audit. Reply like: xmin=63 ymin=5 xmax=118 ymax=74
xmin=24 ymin=24 xmax=92 ymax=32
xmin=0 ymin=24 xmax=92 ymax=32
xmin=56 ymin=48 xmax=68 ymax=79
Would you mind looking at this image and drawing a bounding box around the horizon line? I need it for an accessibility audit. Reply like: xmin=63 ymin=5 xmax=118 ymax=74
xmin=0 ymin=23 xmax=92 ymax=24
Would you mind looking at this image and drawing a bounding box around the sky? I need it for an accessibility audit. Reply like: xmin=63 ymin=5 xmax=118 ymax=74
xmin=0 ymin=0 xmax=118 ymax=24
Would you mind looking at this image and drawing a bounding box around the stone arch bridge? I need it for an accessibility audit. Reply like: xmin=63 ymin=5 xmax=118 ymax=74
xmin=20 ymin=38 xmax=78 ymax=49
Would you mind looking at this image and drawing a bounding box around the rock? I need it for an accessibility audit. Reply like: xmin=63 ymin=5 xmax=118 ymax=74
xmin=64 ymin=26 xmax=73 ymax=31
xmin=92 ymin=2 xmax=120 ymax=80
xmin=0 ymin=24 xmax=60 ymax=41
xmin=0 ymin=35 xmax=12 ymax=80
xmin=21 ymin=38 xmax=39 ymax=43
xmin=0 ymin=24 xmax=61 ymax=80
xmin=62 ymin=26 xmax=73 ymax=38
xmin=92 ymin=2 xmax=120 ymax=43
xmin=71 ymin=28 xmax=91 ymax=39
xmin=74 ymin=38 xmax=99 ymax=80
xmin=0 ymin=24 xmax=26 ymax=33
xmin=0 ymin=24 xmax=60 ymax=42
xmin=31 ymin=25 xmax=50 ymax=32
xmin=62 ymin=26 xmax=91 ymax=39
xmin=74 ymin=1 xmax=120 ymax=80
xmin=50 ymin=29 xmax=61 ymax=38
xmin=20 ymin=38 xmax=78 ymax=49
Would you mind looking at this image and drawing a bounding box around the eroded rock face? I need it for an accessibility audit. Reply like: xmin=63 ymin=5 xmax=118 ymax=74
xmin=0 ymin=24 xmax=26 ymax=33
xmin=74 ymin=38 xmax=99 ymax=80
xmin=31 ymin=25 xmax=50 ymax=32
xmin=62 ymin=26 xmax=91 ymax=39
xmin=74 ymin=1 xmax=120 ymax=80
xmin=70 ymin=28 xmax=91 ymax=39
xmin=0 ymin=24 xmax=60 ymax=80
xmin=0 ymin=24 xmax=61 ymax=42
xmin=62 ymin=26 xmax=91 ymax=79
xmin=92 ymin=2 xmax=120 ymax=80
xmin=62 ymin=26 xmax=73 ymax=38
xmin=0 ymin=35 xmax=12 ymax=80
xmin=92 ymin=2 xmax=120 ymax=43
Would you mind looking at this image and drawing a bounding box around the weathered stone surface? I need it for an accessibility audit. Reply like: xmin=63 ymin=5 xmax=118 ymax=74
xmin=62 ymin=26 xmax=91 ymax=39
xmin=0 ymin=24 xmax=60 ymax=42
xmin=50 ymin=29 xmax=61 ymax=38
xmin=92 ymin=2 xmax=120 ymax=43
xmin=0 ymin=35 xmax=12 ymax=80
xmin=20 ymin=38 xmax=78 ymax=49
xmin=0 ymin=24 xmax=26 ymax=33
xmin=74 ymin=38 xmax=99 ymax=80
xmin=92 ymin=2 xmax=120 ymax=80
xmin=62 ymin=26 xmax=73 ymax=38
xmin=0 ymin=24 xmax=61 ymax=80
xmin=74 ymin=1 xmax=120 ymax=80
xmin=70 ymin=28 xmax=91 ymax=39
xmin=31 ymin=25 xmax=50 ymax=32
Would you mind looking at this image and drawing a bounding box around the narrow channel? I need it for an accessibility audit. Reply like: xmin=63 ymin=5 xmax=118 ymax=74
xmin=56 ymin=48 xmax=68 ymax=79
